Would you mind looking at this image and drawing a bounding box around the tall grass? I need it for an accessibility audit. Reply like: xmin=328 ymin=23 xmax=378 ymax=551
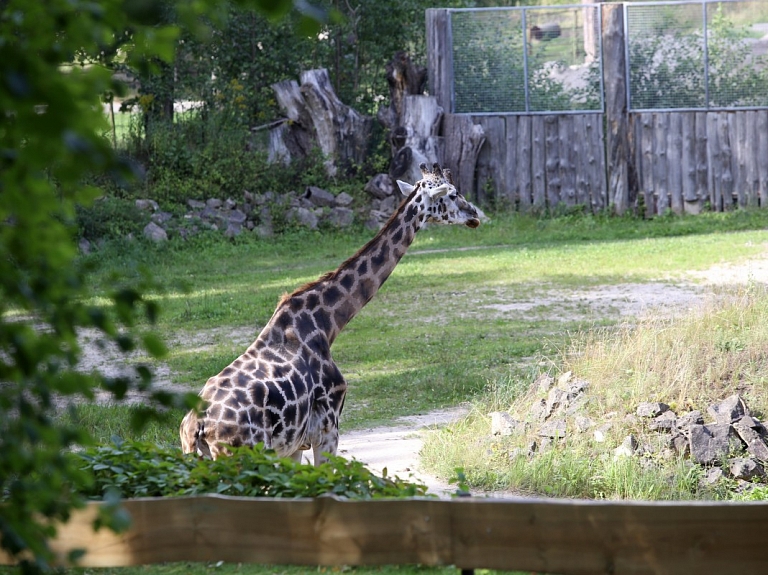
xmin=422 ymin=285 xmax=768 ymax=500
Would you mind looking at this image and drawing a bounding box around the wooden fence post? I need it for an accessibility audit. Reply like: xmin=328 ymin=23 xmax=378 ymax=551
xmin=602 ymin=4 xmax=629 ymax=215
xmin=426 ymin=9 xmax=453 ymax=115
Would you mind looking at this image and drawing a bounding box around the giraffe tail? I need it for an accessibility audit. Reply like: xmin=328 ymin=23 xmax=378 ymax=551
xmin=180 ymin=410 xmax=212 ymax=459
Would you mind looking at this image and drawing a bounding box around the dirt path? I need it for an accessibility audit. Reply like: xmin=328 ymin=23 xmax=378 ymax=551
xmin=77 ymin=247 xmax=768 ymax=497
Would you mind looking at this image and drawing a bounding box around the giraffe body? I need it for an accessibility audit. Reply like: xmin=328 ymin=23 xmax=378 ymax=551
xmin=180 ymin=163 xmax=481 ymax=464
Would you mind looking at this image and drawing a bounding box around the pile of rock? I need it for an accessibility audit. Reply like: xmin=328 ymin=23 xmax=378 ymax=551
xmin=134 ymin=174 xmax=403 ymax=243
xmin=490 ymin=373 xmax=768 ymax=488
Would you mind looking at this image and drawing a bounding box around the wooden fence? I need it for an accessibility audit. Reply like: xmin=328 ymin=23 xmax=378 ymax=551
xmin=3 ymin=495 xmax=768 ymax=574
xmin=426 ymin=4 xmax=768 ymax=215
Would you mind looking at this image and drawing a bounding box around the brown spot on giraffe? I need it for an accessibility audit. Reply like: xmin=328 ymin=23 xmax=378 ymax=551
xmin=180 ymin=163 xmax=481 ymax=465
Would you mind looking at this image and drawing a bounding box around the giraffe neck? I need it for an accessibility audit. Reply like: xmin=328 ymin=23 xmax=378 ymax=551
xmin=270 ymin=190 xmax=426 ymax=348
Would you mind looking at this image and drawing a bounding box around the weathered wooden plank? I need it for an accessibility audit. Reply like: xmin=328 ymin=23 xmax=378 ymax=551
xmin=442 ymin=114 xmax=485 ymax=201
xmin=653 ymin=113 xmax=669 ymax=215
xmin=531 ymin=115 xmax=546 ymax=211
xmin=452 ymin=498 xmax=768 ymax=574
xmin=544 ymin=115 xmax=561 ymax=210
xmin=758 ymin=110 xmax=768 ymax=207
xmin=706 ymin=112 xmax=722 ymax=211
xmin=585 ymin=114 xmax=606 ymax=212
xmin=745 ymin=110 xmax=759 ymax=207
xmin=638 ymin=113 xmax=655 ymax=216
xmin=668 ymin=113 xmax=683 ymax=215
xmin=680 ymin=113 xmax=697 ymax=213
xmin=425 ymin=9 xmax=454 ymax=113
xmin=721 ymin=113 xmax=735 ymax=210
xmin=734 ymin=111 xmax=748 ymax=208
xmin=5 ymin=496 xmax=768 ymax=575
xmin=500 ymin=116 xmax=520 ymax=212
xmin=572 ymin=115 xmax=589 ymax=209
xmin=694 ymin=112 xmax=708 ymax=210
xmin=602 ymin=3 xmax=629 ymax=214
xmin=558 ymin=115 xmax=577 ymax=206
xmin=473 ymin=116 xmax=506 ymax=206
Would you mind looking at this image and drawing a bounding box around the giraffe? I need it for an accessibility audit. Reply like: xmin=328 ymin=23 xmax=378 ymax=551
xmin=180 ymin=163 xmax=481 ymax=465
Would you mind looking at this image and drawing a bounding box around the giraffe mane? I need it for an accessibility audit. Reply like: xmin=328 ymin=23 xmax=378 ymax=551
xmin=277 ymin=187 xmax=420 ymax=306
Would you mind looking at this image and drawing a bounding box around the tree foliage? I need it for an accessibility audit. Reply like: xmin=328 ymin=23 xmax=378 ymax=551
xmin=0 ymin=0 xmax=303 ymax=571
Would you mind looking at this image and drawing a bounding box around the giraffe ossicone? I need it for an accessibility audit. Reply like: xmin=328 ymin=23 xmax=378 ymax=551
xmin=180 ymin=163 xmax=481 ymax=465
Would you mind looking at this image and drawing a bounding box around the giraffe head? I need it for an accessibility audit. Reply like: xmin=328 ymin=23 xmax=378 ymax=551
xmin=396 ymin=163 xmax=481 ymax=229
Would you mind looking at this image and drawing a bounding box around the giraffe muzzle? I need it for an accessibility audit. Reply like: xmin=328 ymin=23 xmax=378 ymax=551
xmin=466 ymin=218 xmax=481 ymax=229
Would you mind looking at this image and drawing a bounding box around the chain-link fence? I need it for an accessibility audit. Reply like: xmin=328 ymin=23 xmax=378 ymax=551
xmin=449 ymin=5 xmax=603 ymax=114
xmin=626 ymin=0 xmax=768 ymax=110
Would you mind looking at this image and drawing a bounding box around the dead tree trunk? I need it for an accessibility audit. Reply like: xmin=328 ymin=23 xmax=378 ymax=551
xmin=269 ymin=68 xmax=373 ymax=177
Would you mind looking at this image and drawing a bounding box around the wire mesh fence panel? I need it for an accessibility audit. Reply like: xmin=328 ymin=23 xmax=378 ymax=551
xmin=526 ymin=6 xmax=602 ymax=112
xmin=706 ymin=0 xmax=768 ymax=107
xmin=451 ymin=10 xmax=527 ymax=113
xmin=450 ymin=5 xmax=602 ymax=114
xmin=627 ymin=0 xmax=768 ymax=111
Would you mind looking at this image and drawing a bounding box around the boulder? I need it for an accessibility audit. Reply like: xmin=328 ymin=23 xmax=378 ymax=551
xmin=733 ymin=416 xmax=768 ymax=461
xmin=135 ymin=198 xmax=159 ymax=211
xmin=707 ymin=394 xmax=749 ymax=424
xmin=143 ymin=221 xmax=168 ymax=242
xmin=700 ymin=467 xmax=724 ymax=487
xmin=539 ymin=418 xmax=566 ymax=439
xmin=636 ymin=402 xmax=670 ymax=418
xmin=206 ymin=198 xmax=223 ymax=209
xmin=574 ymin=415 xmax=594 ymax=433
xmin=728 ymin=457 xmax=765 ymax=480
xmin=689 ymin=423 xmax=742 ymax=465
xmin=304 ymin=186 xmax=335 ymax=207
xmin=187 ymin=199 xmax=206 ymax=210
xmin=544 ymin=387 xmax=567 ymax=419
xmin=614 ymin=434 xmax=639 ymax=458
xmin=675 ymin=410 xmax=704 ymax=434
xmin=327 ymin=207 xmax=355 ymax=228
xmin=286 ymin=207 xmax=318 ymax=229
xmin=491 ymin=412 xmax=524 ymax=436
xmin=334 ymin=192 xmax=354 ymax=207
xmin=649 ymin=410 xmax=678 ymax=432
xmin=534 ymin=374 xmax=555 ymax=394
xmin=364 ymin=173 xmax=395 ymax=199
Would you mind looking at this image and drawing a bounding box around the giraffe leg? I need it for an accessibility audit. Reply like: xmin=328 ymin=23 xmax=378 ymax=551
xmin=312 ymin=428 xmax=339 ymax=466
xmin=179 ymin=410 xmax=199 ymax=454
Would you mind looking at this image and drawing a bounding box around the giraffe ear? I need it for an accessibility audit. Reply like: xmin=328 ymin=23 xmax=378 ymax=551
xmin=396 ymin=180 xmax=415 ymax=195
xmin=427 ymin=184 xmax=449 ymax=199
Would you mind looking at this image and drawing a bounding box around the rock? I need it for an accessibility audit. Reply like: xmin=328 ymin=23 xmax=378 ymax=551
xmin=334 ymin=192 xmax=354 ymax=207
xmin=223 ymin=198 xmax=237 ymax=210
xmin=689 ymin=423 xmax=742 ymax=465
xmin=544 ymin=387 xmax=567 ymax=419
xmin=733 ymin=416 xmax=768 ymax=461
xmin=529 ymin=398 xmax=548 ymax=422
xmin=614 ymin=434 xmax=639 ymax=458
xmin=526 ymin=440 xmax=538 ymax=456
xmin=566 ymin=379 xmax=589 ymax=400
xmin=574 ymin=415 xmax=594 ymax=433
xmin=187 ymin=199 xmax=206 ymax=210
xmin=700 ymin=467 xmax=724 ymax=487
xmin=286 ymin=207 xmax=318 ymax=230
xmin=135 ymin=199 xmax=159 ymax=211
xmin=206 ymin=198 xmax=223 ymax=209
xmin=327 ymin=207 xmax=355 ymax=228
xmin=224 ymin=222 xmax=242 ymax=238
xmin=143 ymin=221 xmax=168 ymax=242
xmin=490 ymin=412 xmax=523 ymax=436
xmin=227 ymin=209 xmax=247 ymax=225
xmin=78 ymin=237 xmax=91 ymax=254
xmin=534 ymin=374 xmax=554 ymax=394
xmin=364 ymin=173 xmax=395 ymax=199
xmin=649 ymin=410 xmax=678 ymax=432
xmin=669 ymin=433 xmax=690 ymax=456
xmin=636 ymin=402 xmax=670 ymax=418
xmin=707 ymin=394 xmax=749 ymax=424
xmin=304 ymin=186 xmax=336 ymax=207
xmin=379 ymin=195 xmax=398 ymax=214
xmin=557 ymin=371 xmax=572 ymax=387
xmin=539 ymin=418 xmax=566 ymax=439
xmin=675 ymin=410 xmax=704 ymax=434
xmin=594 ymin=422 xmax=613 ymax=443
xmin=151 ymin=211 xmax=173 ymax=224
xmin=728 ymin=457 xmax=765 ymax=480
xmin=263 ymin=191 xmax=277 ymax=203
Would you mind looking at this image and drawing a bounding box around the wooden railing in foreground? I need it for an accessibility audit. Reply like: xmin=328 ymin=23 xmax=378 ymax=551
xmin=2 ymin=495 xmax=768 ymax=574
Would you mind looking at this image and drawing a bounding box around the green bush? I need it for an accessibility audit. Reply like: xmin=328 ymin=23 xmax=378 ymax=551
xmin=76 ymin=197 xmax=150 ymax=242
xmin=79 ymin=440 xmax=430 ymax=499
